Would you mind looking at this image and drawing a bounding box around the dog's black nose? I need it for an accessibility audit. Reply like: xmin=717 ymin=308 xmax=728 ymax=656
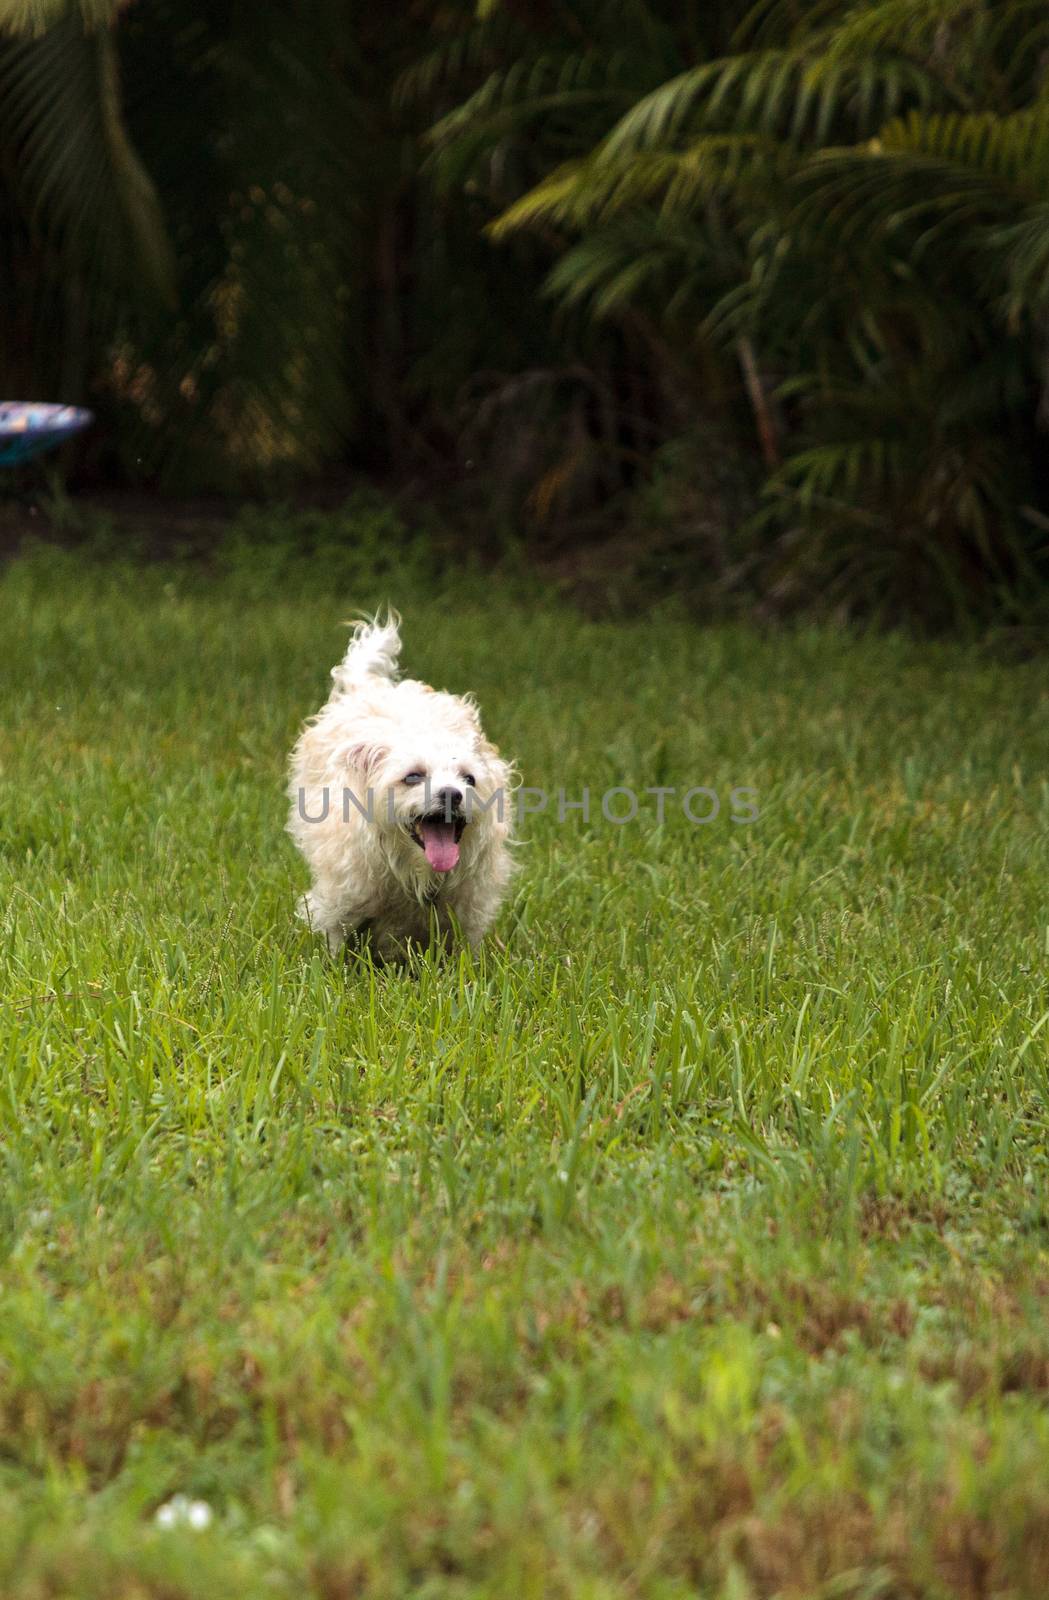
xmin=435 ymin=785 xmax=463 ymax=815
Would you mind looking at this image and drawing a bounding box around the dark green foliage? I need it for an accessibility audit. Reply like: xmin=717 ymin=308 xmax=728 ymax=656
xmin=463 ymin=0 xmax=1049 ymax=622
xmin=1 ymin=0 xmax=362 ymax=488
xmin=3 ymin=0 xmax=1049 ymax=622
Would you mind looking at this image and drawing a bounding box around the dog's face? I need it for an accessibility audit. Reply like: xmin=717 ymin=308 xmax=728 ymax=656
xmin=349 ymin=700 xmax=511 ymax=877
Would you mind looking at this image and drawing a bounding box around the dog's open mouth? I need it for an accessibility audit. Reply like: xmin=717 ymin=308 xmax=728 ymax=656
xmin=409 ymin=814 xmax=466 ymax=873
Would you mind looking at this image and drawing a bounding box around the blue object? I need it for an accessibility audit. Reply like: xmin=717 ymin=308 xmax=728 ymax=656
xmin=0 ymin=402 xmax=93 ymax=466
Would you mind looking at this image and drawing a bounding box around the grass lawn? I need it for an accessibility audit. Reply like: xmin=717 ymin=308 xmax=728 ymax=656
xmin=1 ymin=533 xmax=1047 ymax=1598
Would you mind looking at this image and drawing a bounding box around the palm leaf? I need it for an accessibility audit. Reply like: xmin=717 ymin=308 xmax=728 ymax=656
xmin=0 ymin=0 xmax=124 ymax=35
xmin=0 ymin=14 xmax=176 ymax=308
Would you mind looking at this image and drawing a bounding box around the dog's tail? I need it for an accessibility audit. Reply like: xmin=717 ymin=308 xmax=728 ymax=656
xmin=331 ymin=610 xmax=402 ymax=692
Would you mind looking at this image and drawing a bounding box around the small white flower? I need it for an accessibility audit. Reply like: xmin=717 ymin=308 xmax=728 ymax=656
xmin=155 ymin=1495 xmax=213 ymax=1530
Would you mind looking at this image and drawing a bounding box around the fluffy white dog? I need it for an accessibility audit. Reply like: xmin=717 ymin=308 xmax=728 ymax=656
xmin=287 ymin=614 xmax=515 ymax=959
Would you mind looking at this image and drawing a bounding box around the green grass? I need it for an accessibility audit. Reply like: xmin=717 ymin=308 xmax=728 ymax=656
xmin=1 ymin=536 xmax=1047 ymax=1599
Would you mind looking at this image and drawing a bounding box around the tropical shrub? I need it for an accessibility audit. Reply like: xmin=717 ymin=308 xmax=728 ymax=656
xmin=3 ymin=0 xmax=1049 ymax=622
xmin=429 ymin=0 xmax=1049 ymax=621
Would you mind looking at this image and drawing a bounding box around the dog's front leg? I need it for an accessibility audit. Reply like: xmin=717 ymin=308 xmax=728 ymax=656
xmin=300 ymin=886 xmax=363 ymax=954
xmin=443 ymin=890 xmax=496 ymax=952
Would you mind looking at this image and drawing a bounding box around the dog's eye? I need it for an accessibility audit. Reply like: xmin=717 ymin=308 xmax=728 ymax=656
xmin=462 ymin=773 xmax=477 ymax=787
xmin=403 ymin=771 xmax=425 ymax=786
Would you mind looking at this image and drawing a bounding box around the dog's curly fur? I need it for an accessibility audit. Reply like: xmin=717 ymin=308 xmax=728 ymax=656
xmin=287 ymin=614 xmax=515 ymax=959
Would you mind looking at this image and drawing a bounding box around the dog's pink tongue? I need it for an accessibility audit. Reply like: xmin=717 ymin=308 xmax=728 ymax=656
xmin=420 ymin=820 xmax=460 ymax=872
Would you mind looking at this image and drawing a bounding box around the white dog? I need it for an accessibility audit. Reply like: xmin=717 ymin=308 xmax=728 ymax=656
xmin=287 ymin=614 xmax=515 ymax=959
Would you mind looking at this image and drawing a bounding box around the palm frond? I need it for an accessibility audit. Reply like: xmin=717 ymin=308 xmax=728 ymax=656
xmin=997 ymin=203 xmax=1049 ymax=312
xmin=821 ymin=0 xmax=988 ymax=63
xmin=545 ymin=212 xmax=733 ymax=320
xmin=732 ymin=0 xmax=844 ymax=50
xmin=491 ymin=133 xmax=788 ymax=238
xmin=0 ymin=0 xmax=124 ymax=36
xmin=878 ymin=106 xmax=1049 ymax=191
xmin=595 ymin=47 xmax=939 ymax=158
xmin=394 ymin=18 xmax=514 ymax=110
xmin=0 ymin=15 xmax=175 ymax=307
xmin=787 ymin=146 xmax=1023 ymax=261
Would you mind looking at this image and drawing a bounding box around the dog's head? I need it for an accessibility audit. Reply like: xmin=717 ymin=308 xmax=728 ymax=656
xmin=345 ymin=692 xmax=513 ymax=877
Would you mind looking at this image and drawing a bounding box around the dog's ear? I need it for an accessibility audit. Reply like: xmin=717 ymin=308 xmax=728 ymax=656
xmin=342 ymin=741 xmax=387 ymax=777
xmin=478 ymin=741 xmax=517 ymax=812
xmin=479 ymin=738 xmax=514 ymax=788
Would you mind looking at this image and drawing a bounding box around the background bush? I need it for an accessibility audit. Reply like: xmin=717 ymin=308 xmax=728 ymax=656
xmin=3 ymin=0 xmax=1049 ymax=624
